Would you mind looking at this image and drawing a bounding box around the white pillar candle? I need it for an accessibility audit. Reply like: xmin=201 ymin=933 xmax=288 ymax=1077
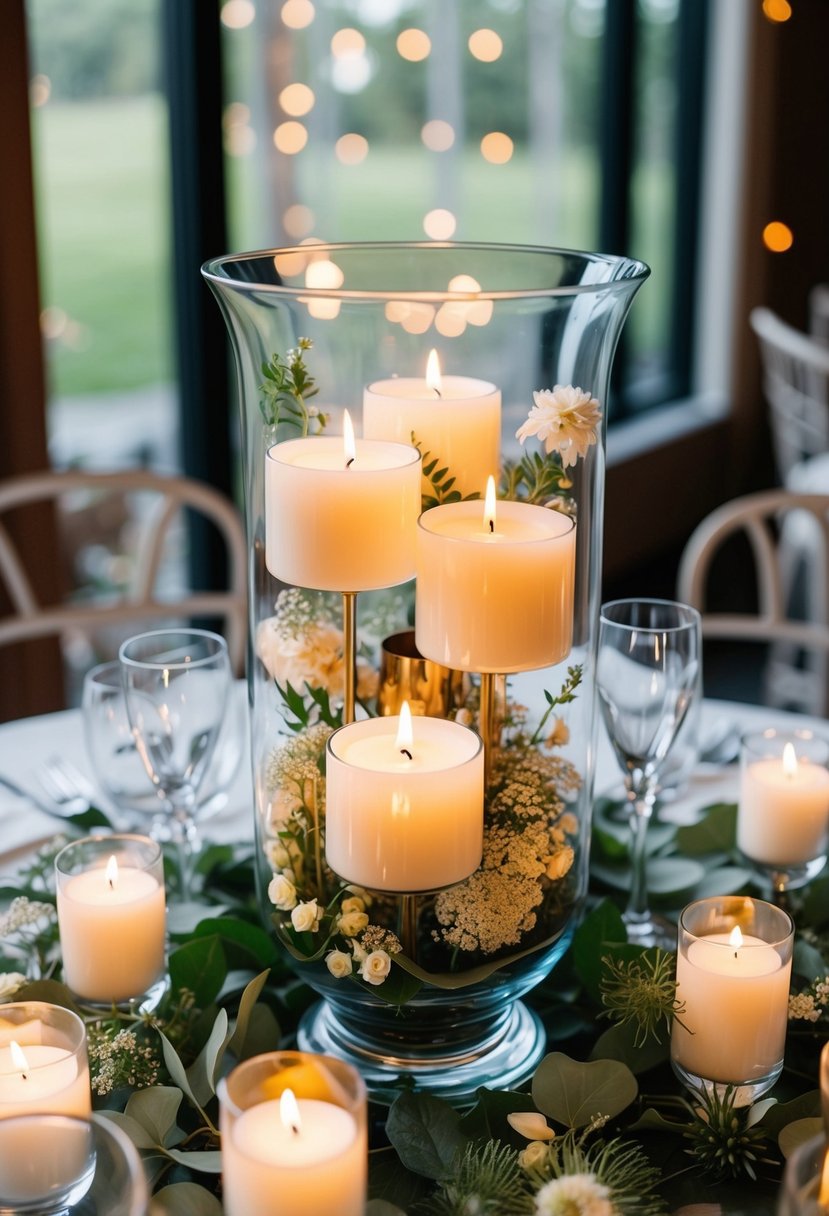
xmin=0 ymin=1116 xmax=94 ymax=1207
xmin=739 ymin=741 xmax=829 ymax=866
xmin=0 ymin=1032 xmax=90 ymax=1118
xmin=326 ymin=704 xmax=484 ymax=892
xmin=265 ymin=415 xmax=420 ymax=592
xmin=363 ymin=350 xmax=501 ymax=500
xmin=222 ymin=1093 xmax=365 ymax=1216
xmin=415 ymin=481 xmax=576 ymax=673
xmin=671 ymin=925 xmax=792 ymax=1086
xmin=57 ymin=853 xmax=166 ymax=1004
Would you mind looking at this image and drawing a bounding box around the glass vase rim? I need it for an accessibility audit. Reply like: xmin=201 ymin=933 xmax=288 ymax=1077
xmin=0 ymin=1000 xmax=87 ymax=1061
xmin=118 ymin=627 xmax=228 ymax=670
xmin=599 ymin=597 xmax=702 ymax=633
xmin=201 ymin=240 xmax=651 ymax=302
xmin=678 ymin=895 xmax=794 ymax=947
xmin=55 ymin=832 xmax=163 ymax=876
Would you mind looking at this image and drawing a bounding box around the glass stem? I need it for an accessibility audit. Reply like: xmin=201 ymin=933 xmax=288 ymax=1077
xmin=626 ymin=791 xmax=654 ymax=925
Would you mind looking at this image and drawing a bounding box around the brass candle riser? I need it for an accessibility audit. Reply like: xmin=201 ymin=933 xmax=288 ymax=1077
xmin=342 ymin=591 xmax=357 ymax=725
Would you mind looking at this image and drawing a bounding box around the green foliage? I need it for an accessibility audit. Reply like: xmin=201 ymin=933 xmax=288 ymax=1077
xmin=411 ymin=434 xmax=481 ymax=511
xmin=531 ymin=1052 xmax=638 ymax=1129
xmin=419 ymin=1141 xmax=535 ymax=1216
xmin=259 ymin=338 xmax=323 ymax=437
xmin=501 ymin=449 xmax=569 ymax=505
xmin=682 ymin=1085 xmax=778 ymax=1182
xmin=599 ymin=947 xmax=688 ymax=1047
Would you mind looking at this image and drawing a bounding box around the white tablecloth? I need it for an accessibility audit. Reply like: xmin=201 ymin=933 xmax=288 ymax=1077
xmin=0 ymin=693 xmax=823 ymax=866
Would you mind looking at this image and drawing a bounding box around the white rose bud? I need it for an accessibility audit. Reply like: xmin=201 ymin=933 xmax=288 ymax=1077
xmin=291 ymin=899 xmax=322 ymax=933
xmin=518 ymin=1141 xmax=551 ymax=1172
xmin=268 ymin=873 xmax=298 ymax=911
xmin=507 ymin=1111 xmax=555 ymax=1141
xmin=359 ymin=949 xmax=391 ymax=986
xmin=341 ymin=896 xmax=365 ymax=915
xmin=338 ymin=910 xmax=369 ymax=937
xmin=325 ymin=950 xmax=353 ymax=979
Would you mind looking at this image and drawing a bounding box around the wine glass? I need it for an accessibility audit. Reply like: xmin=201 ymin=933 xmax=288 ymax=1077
xmin=597 ymin=598 xmax=701 ymax=947
xmin=118 ymin=628 xmax=231 ymax=895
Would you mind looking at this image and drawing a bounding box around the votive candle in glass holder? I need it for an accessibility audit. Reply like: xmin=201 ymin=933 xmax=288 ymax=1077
xmin=671 ymin=896 xmax=794 ymax=1105
xmin=778 ymin=1133 xmax=829 ymax=1216
xmin=217 ymin=1050 xmax=367 ymax=1216
xmin=0 ymin=1002 xmax=91 ymax=1119
xmin=55 ymin=835 xmax=166 ymax=1007
xmin=738 ymin=729 xmax=829 ymax=894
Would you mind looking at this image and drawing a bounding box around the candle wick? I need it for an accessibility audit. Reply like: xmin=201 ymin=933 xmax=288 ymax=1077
xmin=345 ymin=457 xmax=355 ymax=469
xmin=400 ymin=748 xmax=413 ymax=760
xmin=734 ymin=951 xmax=738 ymax=959
xmin=433 ymin=387 xmax=442 ymax=399
xmin=488 ymin=519 xmax=494 ymax=533
xmin=108 ymin=878 xmax=115 ymax=890
xmin=21 ymin=1072 xmax=27 ymax=1082
xmin=291 ymin=1122 xmax=300 ymax=1137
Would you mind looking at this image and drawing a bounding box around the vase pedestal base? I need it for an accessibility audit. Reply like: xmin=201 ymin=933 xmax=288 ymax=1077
xmin=297 ymin=997 xmax=546 ymax=1106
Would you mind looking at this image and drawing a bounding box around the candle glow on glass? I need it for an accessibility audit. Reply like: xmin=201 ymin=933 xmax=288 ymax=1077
xmin=280 ymin=1087 xmax=301 ymax=1132
xmin=396 ymin=701 xmax=414 ymax=758
xmin=426 ymin=349 xmax=441 ymax=395
xmin=9 ymin=1043 xmax=27 ymax=1079
xmin=738 ymin=733 xmax=829 ymax=867
xmin=484 ymin=475 xmax=496 ymax=533
xmin=105 ymin=855 xmax=118 ymax=889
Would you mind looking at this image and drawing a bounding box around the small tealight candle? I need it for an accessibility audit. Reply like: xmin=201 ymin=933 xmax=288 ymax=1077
xmin=738 ymin=730 xmax=829 ymax=869
xmin=671 ymin=896 xmax=794 ymax=1103
xmin=56 ymin=835 xmax=166 ymax=1004
xmin=218 ymin=1051 xmax=367 ymax=1216
xmin=0 ymin=1003 xmax=91 ymax=1119
xmin=325 ymin=701 xmax=484 ymax=892
xmin=416 ymin=477 xmax=576 ymax=673
xmin=265 ymin=410 xmax=421 ymax=592
xmin=0 ymin=1114 xmax=95 ymax=1210
xmin=363 ymin=349 xmax=502 ymax=500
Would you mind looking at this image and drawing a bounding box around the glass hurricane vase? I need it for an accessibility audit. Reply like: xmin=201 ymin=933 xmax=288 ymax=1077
xmin=203 ymin=242 xmax=648 ymax=1103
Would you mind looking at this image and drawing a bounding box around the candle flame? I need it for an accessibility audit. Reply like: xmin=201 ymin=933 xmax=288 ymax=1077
xmin=10 ymin=1040 xmax=28 ymax=1077
xmin=729 ymin=926 xmax=743 ymax=951
xmin=105 ymin=855 xmax=119 ymax=890
xmin=484 ymin=476 xmax=497 ymax=533
xmin=343 ymin=409 xmax=356 ymax=468
xmin=396 ymin=701 xmax=414 ymax=759
xmin=280 ymin=1087 xmax=301 ymax=1135
xmin=818 ymin=1147 xmax=829 ymax=1207
xmin=426 ymin=349 xmax=442 ymax=396
xmin=782 ymin=741 xmax=798 ymax=778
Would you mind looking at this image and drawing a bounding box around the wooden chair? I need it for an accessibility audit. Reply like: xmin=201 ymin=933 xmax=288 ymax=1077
xmin=676 ymin=489 xmax=829 ymax=716
xmin=0 ymin=470 xmax=247 ymax=695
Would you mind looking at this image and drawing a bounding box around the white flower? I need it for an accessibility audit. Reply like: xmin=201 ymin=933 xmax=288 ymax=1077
xmin=346 ymin=885 xmax=373 ymax=909
xmin=534 ymin=1173 xmax=613 ymax=1216
xmin=256 ymin=618 xmax=378 ymax=701
xmin=0 ymin=972 xmax=27 ymax=1000
xmin=508 ymin=1111 xmax=556 ymax=1141
xmin=359 ymin=949 xmax=392 ymax=986
xmin=350 ymin=939 xmax=368 ymax=964
xmin=341 ymin=896 xmax=365 ymax=915
xmin=338 ymin=910 xmax=369 ymax=938
xmin=546 ymin=846 xmax=575 ymax=881
xmin=325 ymin=950 xmax=353 ymax=979
xmin=516 ymin=385 xmax=602 ymax=469
xmin=291 ymin=899 xmax=323 ymax=933
xmin=265 ymin=840 xmax=292 ymax=870
xmin=544 ymin=717 xmax=570 ymax=748
xmin=519 ymin=1141 xmax=552 ymax=1172
xmin=268 ymin=873 xmax=298 ymax=911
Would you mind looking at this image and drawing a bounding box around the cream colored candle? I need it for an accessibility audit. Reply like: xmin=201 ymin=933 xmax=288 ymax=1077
xmin=0 ymin=1116 xmax=94 ymax=1206
xmin=415 ymin=482 xmax=576 ymax=673
xmin=671 ymin=926 xmax=792 ymax=1085
xmin=739 ymin=742 xmax=829 ymax=866
xmin=222 ymin=1093 xmax=365 ymax=1216
xmin=57 ymin=856 xmax=166 ymax=1003
xmin=326 ymin=704 xmax=484 ymax=891
xmin=0 ymin=1042 xmax=90 ymax=1119
xmin=265 ymin=416 xmax=420 ymax=592
xmin=363 ymin=350 xmax=501 ymax=500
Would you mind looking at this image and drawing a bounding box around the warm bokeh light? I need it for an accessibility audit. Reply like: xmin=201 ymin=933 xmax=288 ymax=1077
xmin=336 ymin=133 xmax=369 ymax=164
xmin=384 ymin=301 xmax=410 ymax=324
xmin=763 ymin=220 xmax=794 ymax=252
xmin=397 ymin=28 xmax=431 ymax=61
xmin=468 ymin=28 xmax=503 ymax=62
xmin=762 ymin=0 xmax=793 ymax=21
xmin=283 ymin=203 xmax=315 ymax=239
xmin=448 ymin=274 xmax=482 ymax=294
xmin=29 ymin=73 xmax=51 ymax=107
xmin=435 ymin=304 xmax=467 ymax=337
xmin=40 ymin=305 xmax=68 ymax=340
xmin=223 ymin=102 xmax=256 ymax=155
xmin=447 ymin=274 xmax=493 ymax=326
xmin=279 ymin=83 xmax=315 ymax=116
xmin=274 ymin=250 xmax=309 ymax=278
xmin=305 ymin=259 xmax=345 ymax=290
xmin=331 ymin=27 xmax=365 ymax=56
xmin=481 ymin=132 xmax=514 ymax=164
xmin=423 ymin=209 xmax=457 ymax=240
xmin=421 ymin=119 xmax=455 ymax=152
xmin=281 ymin=0 xmax=315 ymax=29
xmin=273 ymin=121 xmax=308 ymax=154
xmin=221 ymin=0 xmax=255 ymax=29
xmin=400 ymin=303 xmax=435 ymax=334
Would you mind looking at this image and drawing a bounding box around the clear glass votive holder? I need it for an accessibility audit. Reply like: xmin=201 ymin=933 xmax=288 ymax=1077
xmin=0 ymin=1113 xmax=148 ymax=1216
xmin=738 ymin=729 xmax=829 ymax=894
xmin=0 ymin=1002 xmax=90 ymax=1120
xmin=670 ymin=896 xmax=794 ymax=1105
xmin=55 ymin=834 xmax=166 ymax=1009
xmin=217 ymin=1050 xmax=368 ymax=1216
xmin=778 ymin=1133 xmax=829 ymax=1216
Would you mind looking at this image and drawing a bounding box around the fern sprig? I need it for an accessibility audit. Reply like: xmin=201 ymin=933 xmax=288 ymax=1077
xmin=411 ymin=433 xmax=481 ymax=511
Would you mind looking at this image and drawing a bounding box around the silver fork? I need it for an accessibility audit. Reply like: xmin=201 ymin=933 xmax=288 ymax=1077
xmin=36 ymin=756 xmax=97 ymax=816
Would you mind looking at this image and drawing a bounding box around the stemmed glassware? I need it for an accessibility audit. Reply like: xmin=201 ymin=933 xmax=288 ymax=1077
xmin=118 ymin=628 xmax=231 ymax=896
xmin=597 ymin=598 xmax=702 ymax=947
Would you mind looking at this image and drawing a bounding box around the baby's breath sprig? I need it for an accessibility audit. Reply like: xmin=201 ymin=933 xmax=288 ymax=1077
xmin=259 ymin=336 xmax=326 ymax=436
xmin=599 ymin=948 xmax=688 ymax=1046
xmin=87 ymin=1025 xmax=161 ymax=1097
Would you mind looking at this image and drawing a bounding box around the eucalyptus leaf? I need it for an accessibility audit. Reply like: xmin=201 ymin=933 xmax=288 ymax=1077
xmin=691 ymin=865 xmax=755 ymax=899
xmin=642 ymin=856 xmax=707 ymax=895
xmin=746 ymin=1097 xmax=778 ymax=1129
xmin=589 ymin=1020 xmax=670 ymax=1074
xmin=802 ymin=874 xmax=829 ymax=929
xmin=194 ymin=917 xmax=277 ymax=968
xmin=385 ymin=1090 xmax=467 ymax=1181
xmin=162 ymin=1149 xmax=223 ymax=1174
xmin=793 ymin=937 xmax=826 ymax=983
xmin=169 ymin=935 xmax=227 ymax=1006
xmin=186 ymin=1009 xmax=230 ymax=1106
xmin=14 ymin=979 xmax=81 ymax=1013
xmin=124 ymin=1086 xmax=183 ymax=1147
xmin=149 ymin=1182 xmax=224 ymax=1216
xmin=232 ymin=1001 xmax=281 ymax=1060
xmin=95 ymin=1109 xmax=158 ymax=1150
xmin=759 ymin=1090 xmax=822 ymax=1138
xmin=779 ymin=1117 xmax=823 ymax=1158
xmin=227 ymin=969 xmax=271 ymax=1059
xmin=627 ymin=1107 xmax=687 ymax=1134
xmin=159 ymin=1032 xmax=200 ymax=1111
xmin=572 ymin=898 xmax=626 ymax=999
xmin=458 ymin=1087 xmax=538 ymax=1143
xmin=675 ymin=803 xmax=738 ymax=855
xmin=532 ymin=1052 xmax=638 ymax=1128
